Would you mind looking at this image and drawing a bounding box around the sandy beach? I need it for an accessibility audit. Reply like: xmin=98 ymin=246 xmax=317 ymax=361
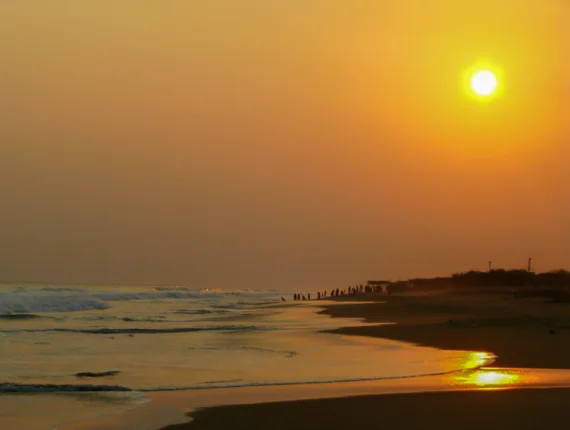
xmin=165 ymin=388 xmax=570 ymax=430
xmin=160 ymin=289 xmax=570 ymax=430
xmin=2 ymin=1 xmax=567 ymax=429
xmin=325 ymin=292 xmax=570 ymax=369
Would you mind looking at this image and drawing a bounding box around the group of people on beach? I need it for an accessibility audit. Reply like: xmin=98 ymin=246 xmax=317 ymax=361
xmin=293 ymin=291 xmax=328 ymax=301
xmin=293 ymin=284 xmax=387 ymax=301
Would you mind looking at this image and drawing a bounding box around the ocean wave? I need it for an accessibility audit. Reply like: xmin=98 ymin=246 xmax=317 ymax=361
xmin=0 ymin=383 xmax=132 ymax=393
xmin=0 ymin=295 xmax=109 ymax=315
xmin=209 ymin=304 xmax=243 ymax=310
xmin=0 ymin=314 xmax=45 ymax=320
xmin=42 ymin=287 xmax=85 ymax=293
xmin=172 ymin=309 xmax=229 ymax=315
xmin=0 ymin=288 xmax=284 ymax=315
xmin=0 ymin=325 xmax=274 ymax=335
xmin=188 ymin=345 xmax=298 ymax=358
xmin=203 ymin=379 xmax=243 ymax=385
xmin=72 ymin=315 xmax=216 ymax=324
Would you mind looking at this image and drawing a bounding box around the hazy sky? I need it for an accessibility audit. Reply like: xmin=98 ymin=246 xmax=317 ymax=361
xmin=0 ymin=1 xmax=568 ymax=290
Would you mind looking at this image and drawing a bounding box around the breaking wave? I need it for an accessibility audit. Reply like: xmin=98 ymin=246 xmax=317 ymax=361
xmin=0 ymin=325 xmax=274 ymax=335
xmin=0 ymin=295 xmax=109 ymax=314
xmin=0 ymin=287 xmax=283 ymax=315
xmin=188 ymin=345 xmax=298 ymax=358
xmin=0 ymin=383 xmax=132 ymax=393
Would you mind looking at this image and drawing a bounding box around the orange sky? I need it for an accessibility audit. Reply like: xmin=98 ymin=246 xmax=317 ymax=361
xmin=0 ymin=1 xmax=568 ymax=289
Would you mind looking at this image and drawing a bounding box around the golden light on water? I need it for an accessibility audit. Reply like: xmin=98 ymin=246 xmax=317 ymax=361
xmin=449 ymin=352 xmax=522 ymax=390
xmin=454 ymin=369 xmax=521 ymax=389
xmin=471 ymin=70 xmax=497 ymax=96
xmin=462 ymin=352 xmax=496 ymax=369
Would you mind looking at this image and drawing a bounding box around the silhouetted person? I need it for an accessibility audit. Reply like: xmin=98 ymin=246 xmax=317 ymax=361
xmin=308 ymin=293 xmax=311 ymax=300
xmin=317 ymin=292 xmax=321 ymax=300
xmin=324 ymin=290 xmax=327 ymax=297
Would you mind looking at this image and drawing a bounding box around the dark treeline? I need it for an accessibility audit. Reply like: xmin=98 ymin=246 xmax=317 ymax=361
xmin=392 ymin=269 xmax=570 ymax=291
xmin=293 ymin=269 xmax=570 ymax=302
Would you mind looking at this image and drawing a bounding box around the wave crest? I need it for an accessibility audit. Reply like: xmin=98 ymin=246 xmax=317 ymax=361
xmin=0 ymin=288 xmax=283 ymax=315
xmin=0 ymin=383 xmax=131 ymax=393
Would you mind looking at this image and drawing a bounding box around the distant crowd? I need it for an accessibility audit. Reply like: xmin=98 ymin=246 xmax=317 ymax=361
xmin=292 ymin=284 xmax=390 ymax=301
xmin=287 ymin=269 xmax=570 ymax=302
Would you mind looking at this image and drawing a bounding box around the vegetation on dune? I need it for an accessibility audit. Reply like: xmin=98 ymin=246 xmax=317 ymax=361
xmin=388 ymin=269 xmax=570 ymax=292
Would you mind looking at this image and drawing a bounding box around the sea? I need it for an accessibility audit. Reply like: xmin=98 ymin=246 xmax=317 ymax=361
xmin=0 ymin=283 xmax=493 ymax=429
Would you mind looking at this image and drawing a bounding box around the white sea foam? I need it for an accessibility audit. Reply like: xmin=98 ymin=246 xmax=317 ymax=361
xmin=0 ymin=295 xmax=110 ymax=314
xmin=1 ymin=325 xmax=274 ymax=334
xmin=1 ymin=284 xmax=503 ymax=430
xmin=0 ymin=286 xmax=282 ymax=315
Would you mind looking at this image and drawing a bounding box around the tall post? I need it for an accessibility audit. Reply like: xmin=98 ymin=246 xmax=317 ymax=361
xmin=527 ymin=258 xmax=532 ymax=272
xmin=488 ymin=261 xmax=492 ymax=271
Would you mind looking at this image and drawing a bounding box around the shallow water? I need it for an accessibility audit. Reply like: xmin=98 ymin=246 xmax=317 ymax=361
xmin=59 ymin=367 xmax=570 ymax=430
xmin=1 ymin=283 xmax=494 ymax=429
xmin=0 ymin=392 xmax=148 ymax=430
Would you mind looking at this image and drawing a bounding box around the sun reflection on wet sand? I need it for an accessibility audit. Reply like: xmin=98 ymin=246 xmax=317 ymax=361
xmin=450 ymin=351 xmax=524 ymax=390
xmin=60 ymin=366 xmax=570 ymax=430
xmin=453 ymin=368 xmax=521 ymax=390
xmin=461 ymin=352 xmax=496 ymax=370
xmin=445 ymin=351 xmax=521 ymax=390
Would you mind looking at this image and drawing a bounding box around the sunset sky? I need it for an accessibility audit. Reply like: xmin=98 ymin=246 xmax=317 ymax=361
xmin=0 ymin=1 xmax=568 ymax=290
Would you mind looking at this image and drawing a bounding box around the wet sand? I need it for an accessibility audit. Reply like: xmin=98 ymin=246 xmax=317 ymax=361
xmin=165 ymin=387 xmax=570 ymax=430
xmin=158 ymin=290 xmax=570 ymax=429
xmin=324 ymin=293 xmax=570 ymax=369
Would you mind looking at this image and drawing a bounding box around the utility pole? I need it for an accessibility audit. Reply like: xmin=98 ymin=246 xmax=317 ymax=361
xmin=527 ymin=258 xmax=532 ymax=272
xmin=488 ymin=261 xmax=492 ymax=271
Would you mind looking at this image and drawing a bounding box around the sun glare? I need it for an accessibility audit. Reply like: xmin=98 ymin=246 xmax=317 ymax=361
xmin=453 ymin=369 xmax=521 ymax=389
xmin=470 ymin=70 xmax=497 ymax=96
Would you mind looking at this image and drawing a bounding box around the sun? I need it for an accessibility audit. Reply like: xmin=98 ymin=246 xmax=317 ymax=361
xmin=470 ymin=70 xmax=497 ymax=96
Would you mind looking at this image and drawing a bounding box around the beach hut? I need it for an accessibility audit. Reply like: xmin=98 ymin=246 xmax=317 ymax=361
xmin=366 ymin=280 xmax=390 ymax=294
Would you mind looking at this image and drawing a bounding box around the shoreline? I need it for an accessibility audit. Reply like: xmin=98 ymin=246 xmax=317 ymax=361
xmin=157 ymin=291 xmax=570 ymax=429
xmin=164 ymin=387 xmax=570 ymax=430
xmin=321 ymin=293 xmax=570 ymax=369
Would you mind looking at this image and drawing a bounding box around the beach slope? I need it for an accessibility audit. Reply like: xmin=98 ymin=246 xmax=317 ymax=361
xmin=162 ymin=291 xmax=570 ymax=430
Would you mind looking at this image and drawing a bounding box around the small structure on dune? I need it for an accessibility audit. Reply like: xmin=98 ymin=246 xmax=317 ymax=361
xmin=367 ymin=280 xmax=390 ymax=294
